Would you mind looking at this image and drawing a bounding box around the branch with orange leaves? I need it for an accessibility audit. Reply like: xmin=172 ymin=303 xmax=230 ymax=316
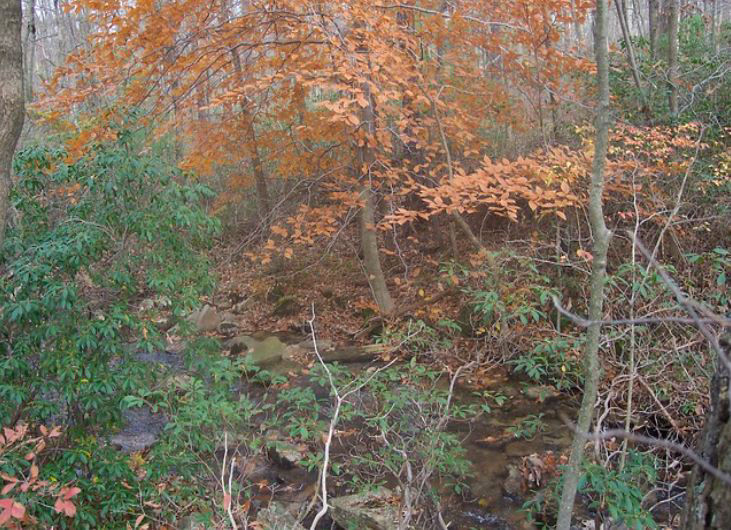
xmin=0 ymin=424 xmax=80 ymax=527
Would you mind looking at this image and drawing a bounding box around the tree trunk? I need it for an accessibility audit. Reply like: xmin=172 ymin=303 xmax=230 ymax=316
xmin=243 ymin=107 xmax=271 ymax=221
xmin=615 ymin=0 xmax=650 ymax=115
xmin=668 ymin=0 xmax=680 ymax=118
xmin=556 ymin=0 xmax=612 ymax=526
xmin=23 ymin=0 xmax=35 ymax=102
xmin=682 ymin=335 xmax=731 ymax=529
xmin=359 ymin=184 xmax=394 ymax=315
xmin=0 ymin=0 xmax=26 ymax=252
xmin=710 ymin=0 xmax=720 ymax=56
xmin=358 ymin=79 xmax=394 ymax=316
xmin=649 ymin=0 xmax=659 ymax=59
xmin=225 ymin=18 xmax=271 ymax=223
xmin=569 ymin=0 xmax=584 ymax=52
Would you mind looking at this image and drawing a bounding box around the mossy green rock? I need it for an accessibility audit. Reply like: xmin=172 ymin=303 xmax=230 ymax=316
xmin=227 ymin=335 xmax=288 ymax=367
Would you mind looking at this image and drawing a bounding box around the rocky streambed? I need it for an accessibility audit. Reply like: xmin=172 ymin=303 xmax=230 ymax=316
xmin=110 ymin=316 xmax=576 ymax=529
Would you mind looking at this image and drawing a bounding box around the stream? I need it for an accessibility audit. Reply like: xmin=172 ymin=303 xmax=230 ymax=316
xmin=114 ymin=332 xmax=578 ymax=529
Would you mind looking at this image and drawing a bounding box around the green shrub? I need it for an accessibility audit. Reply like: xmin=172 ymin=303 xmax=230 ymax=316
xmin=0 ymin=115 xmax=220 ymax=526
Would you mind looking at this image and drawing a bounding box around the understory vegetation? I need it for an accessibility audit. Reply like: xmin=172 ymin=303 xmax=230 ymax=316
xmin=1 ymin=1 xmax=729 ymax=529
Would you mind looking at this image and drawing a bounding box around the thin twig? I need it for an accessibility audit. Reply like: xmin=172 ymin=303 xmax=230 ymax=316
xmin=307 ymin=305 xmax=397 ymax=529
xmin=220 ymin=431 xmax=238 ymax=529
xmin=559 ymin=412 xmax=731 ymax=487
xmin=632 ymin=234 xmax=729 ymax=369
xmin=551 ymin=296 xmax=728 ymax=328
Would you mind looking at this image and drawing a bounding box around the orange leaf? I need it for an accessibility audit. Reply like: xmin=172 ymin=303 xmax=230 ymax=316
xmin=1 ymin=482 xmax=16 ymax=495
xmin=63 ymin=487 xmax=81 ymax=500
xmin=576 ymin=249 xmax=593 ymax=261
xmin=55 ymin=498 xmax=77 ymax=517
xmin=0 ymin=499 xmax=13 ymax=526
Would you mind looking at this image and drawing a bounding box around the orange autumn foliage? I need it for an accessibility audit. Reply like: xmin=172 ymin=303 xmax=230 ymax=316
xmin=42 ymin=0 xmax=595 ymax=260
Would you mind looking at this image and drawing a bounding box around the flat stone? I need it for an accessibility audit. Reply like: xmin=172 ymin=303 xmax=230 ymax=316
xmin=247 ymin=336 xmax=287 ymax=367
xmin=330 ymin=487 xmax=399 ymax=530
xmin=522 ymin=385 xmax=560 ymax=402
xmin=297 ymin=338 xmax=334 ymax=352
xmin=505 ymin=439 xmax=543 ymax=457
xmin=256 ymin=501 xmax=306 ymax=530
xmin=110 ymin=406 xmax=167 ymax=453
xmin=266 ymin=432 xmax=308 ymax=469
xmin=188 ymin=304 xmax=220 ymax=332
xmin=283 ymin=344 xmax=306 ymax=360
xmin=270 ymin=444 xmax=307 ymax=469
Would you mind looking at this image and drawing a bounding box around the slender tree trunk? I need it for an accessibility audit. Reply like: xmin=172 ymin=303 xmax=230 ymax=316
xmin=429 ymin=95 xmax=497 ymax=268
xmin=683 ymin=335 xmax=731 ymax=529
xmin=242 ymin=106 xmax=271 ymax=220
xmin=24 ymin=0 xmax=35 ymax=102
xmin=359 ymin=184 xmax=394 ymax=315
xmin=630 ymin=0 xmax=644 ymax=37
xmin=556 ymin=0 xmax=612 ymax=526
xmin=358 ymin=80 xmax=394 ymax=316
xmin=569 ymin=0 xmax=584 ymax=51
xmin=0 ymin=0 xmax=26 ymax=252
xmin=710 ymin=0 xmax=720 ymax=55
xmin=225 ymin=21 xmax=271 ymax=223
xmin=668 ymin=0 xmax=680 ymax=118
xmin=649 ymin=0 xmax=659 ymax=59
xmin=615 ymin=0 xmax=649 ymax=114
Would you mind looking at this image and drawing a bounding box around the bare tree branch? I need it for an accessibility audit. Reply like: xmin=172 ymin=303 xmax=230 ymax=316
xmin=559 ymin=411 xmax=731 ymax=487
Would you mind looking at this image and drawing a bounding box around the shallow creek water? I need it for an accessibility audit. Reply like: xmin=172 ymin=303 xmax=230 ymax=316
xmin=119 ymin=336 xmax=577 ymax=528
xmin=447 ymin=379 xmax=576 ymax=528
xmin=255 ymin=334 xmax=578 ymax=529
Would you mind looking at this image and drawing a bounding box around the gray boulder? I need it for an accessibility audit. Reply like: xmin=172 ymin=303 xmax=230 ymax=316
xmin=256 ymin=501 xmax=305 ymax=530
xmin=110 ymin=406 xmax=167 ymax=453
xmin=522 ymin=385 xmax=560 ymax=402
xmin=330 ymin=488 xmax=399 ymax=530
xmin=187 ymin=304 xmax=220 ymax=332
xmin=265 ymin=432 xmax=309 ymax=469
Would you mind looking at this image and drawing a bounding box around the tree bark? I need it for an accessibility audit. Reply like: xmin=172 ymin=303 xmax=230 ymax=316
xmin=359 ymin=184 xmax=394 ymax=315
xmin=358 ymin=80 xmax=394 ymax=316
xmin=615 ymin=0 xmax=650 ymax=115
xmin=0 ymin=0 xmax=26 ymax=252
xmin=23 ymin=0 xmax=35 ymax=102
xmin=569 ymin=0 xmax=583 ymax=51
xmin=243 ymin=106 xmax=271 ymax=221
xmin=667 ymin=0 xmax=680 ymax=118
xmin=225 ymin=15 xmax=271 ymax=223
xmin=649 ymin=0 xmax=659 ymax=59
xmin=556 ymin=0 xmax=611 ymax=526
xmin=710 ymin=0 xmax=720 ymax=56
xmin=682 ymin=335 xmax=731 ymax=529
